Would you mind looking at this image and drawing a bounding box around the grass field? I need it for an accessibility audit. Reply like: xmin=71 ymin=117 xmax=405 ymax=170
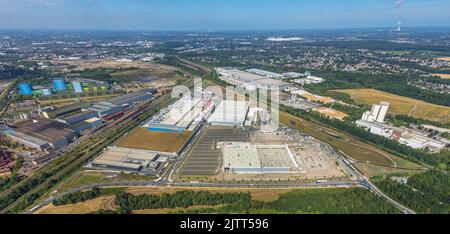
xmin=433 ymin=73 xmax=450 ymax=79
xmin=56 ymin=172 xmax=109 ymax=192
xmin=117 ymin=127 xmax=192 ymax=153
xmin=334 ymin=88 xmax=450 ymax=123
xmin=55 ymin=171 xmax=157 ymax=193
xmin=36 ymin=195 xmax=117 ymax=214
xmin=354 ymin=163 xmax=425 ymax=178
xmin=436 ymin=57 xmax=450 ymax=62
xmin=281 ymin=111 xmax=394 ymax=166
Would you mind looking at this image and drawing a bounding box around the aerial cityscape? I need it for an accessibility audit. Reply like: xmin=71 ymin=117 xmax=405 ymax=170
xmin=0 ymin=0 xmax=448 ymax=224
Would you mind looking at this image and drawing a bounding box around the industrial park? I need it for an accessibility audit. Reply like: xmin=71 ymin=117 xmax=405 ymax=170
xmin=1 ymin=82 xmax=154 ymax=168
xmin=72 ymin=72 xmax=352 ymax=187
xmin=1 ymin=54 xmax=448 ymax=216
xmin=0 ymin=8 xmax=448 ymax=217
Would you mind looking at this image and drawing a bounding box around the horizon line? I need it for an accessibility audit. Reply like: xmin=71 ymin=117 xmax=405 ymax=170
xmin=1 ymin=26 xmax=450 ymax=33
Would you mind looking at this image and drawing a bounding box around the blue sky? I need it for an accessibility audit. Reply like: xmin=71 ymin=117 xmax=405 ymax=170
xmin=0 ymin=0 xmax=449 ymax=30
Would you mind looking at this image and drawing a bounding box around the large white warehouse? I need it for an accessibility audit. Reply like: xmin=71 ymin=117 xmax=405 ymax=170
xmin=208 ymin=100 xmax=249 ymax=127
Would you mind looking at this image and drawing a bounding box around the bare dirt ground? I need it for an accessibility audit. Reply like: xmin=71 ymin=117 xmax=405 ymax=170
xmin=35 ymin=195 xmax=117 ymax=214
xmin=433 ymin=73 xmax=450 ymax=79
xmin=436 ymin=57 xmax=450 ymax=62
xmin=313 ymin=107 xmax=349 ymax=120
xmin=51 ymin=59 xmax=179 ymax=71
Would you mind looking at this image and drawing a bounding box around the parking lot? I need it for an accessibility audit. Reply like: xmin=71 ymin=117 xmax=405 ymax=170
xmin=177 ymin=126 xmax=249 ymax=176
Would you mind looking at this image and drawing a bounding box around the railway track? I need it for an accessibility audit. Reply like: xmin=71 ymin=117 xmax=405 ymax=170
xmin=0 ymin=78 xmax=196 ymax=214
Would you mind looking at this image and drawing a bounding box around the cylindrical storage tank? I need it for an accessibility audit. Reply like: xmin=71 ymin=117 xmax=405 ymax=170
xmin=18 ymin=83 xmax=32 ymax=95
xmin=53 ymin=79 xmax=67 ymax=91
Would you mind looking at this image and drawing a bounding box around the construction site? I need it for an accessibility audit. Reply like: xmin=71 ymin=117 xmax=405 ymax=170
xmin=177 ymin=126 xmax=250 ymax=176
xmin=87 ymin=89 xmax=350 ymax=182
xmin=176 ymin=123 xmax=349 ymax=181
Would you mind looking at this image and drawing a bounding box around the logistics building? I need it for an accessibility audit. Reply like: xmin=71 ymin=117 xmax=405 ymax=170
xmin=222 ymin=143 xmax=298 ymax=174
xmin=145 ymin=96 xmax=213 ymax=132
xmin=1 ymin=129 xmax=50 ymax=151
xmin=68 ymin=117 xmax=102 ymax=134
xmin=294 ymin=75 xmax=325 ymax=85
xmin=0 ymin=119 xmax=77 ymax=150
xmin=247 ymin=68 xmax=283 ymax=79
xmin=106 ymin=88 xmax=153 ymax=107
xmin=56 ymin=110 xmax=99 ymax=125
xmin=41 ymin=102 xmax=91 ymax=119
xmin=91 ymin=147 xmax=158 ymax=172
xmin=216 ymin=68 xmax=290 ymax=91
xmin=222 ymin=143 xmax=261 ymax=173
xmin=208 ymin=100 xmax=249 ymax=127
xmin=90 ymin=101 xmax=123 ymax=117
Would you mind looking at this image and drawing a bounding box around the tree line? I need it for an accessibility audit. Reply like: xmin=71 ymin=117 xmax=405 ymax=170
xmin=52 ymin=187 xmax=101 ymax=206
xmin=115 ymin=190 xmax=252 ymax=212
xmin=373 ymin=170 xmax=449 ymax=214
xmin=307 ymin=71 xmax=450 ymax=107
xmin=124 ymin=188 xmax=400 ymax=214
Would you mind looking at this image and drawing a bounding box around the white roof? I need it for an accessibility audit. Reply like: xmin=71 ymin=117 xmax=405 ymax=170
xmin=92 ymin=146 xmax=158 ymax=169
xmin=223 ymin=143 xmax=260 ymax=168
xmin=85 ymin=117 xmax=101 ymax=123
xmin=208 ymin=100 xmax=249 ymax=124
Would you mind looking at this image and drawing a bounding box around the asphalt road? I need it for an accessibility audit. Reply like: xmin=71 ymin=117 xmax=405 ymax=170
xmin=2 ymin=92 xmax=175 ymax=213
xmin=26 ymin=179 xmax=361 ymax=214
xmin=27 ymin=128 xmax=416 ymax=215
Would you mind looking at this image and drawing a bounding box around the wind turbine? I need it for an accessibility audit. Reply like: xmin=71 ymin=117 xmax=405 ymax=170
xmin=395 ymin=21 xmax=402 ymax=32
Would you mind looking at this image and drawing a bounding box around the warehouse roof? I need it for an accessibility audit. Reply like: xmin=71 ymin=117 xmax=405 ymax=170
xmin=106 ymin=89 xmax=153 ymax=106
xmin=2 ymin=130 xmax=49 ymax=146
xmin=223 ymin=143 xmax=260 ymax=168
xmin=13 ymin=119 xmax=76 ymax=142
xmin=43 ymin=102 xmax=91 ymax=119
xmin=208 ymin=100 xmax=249 ymax=125
xmin=92 ymin=147 xmax=158 ymax=170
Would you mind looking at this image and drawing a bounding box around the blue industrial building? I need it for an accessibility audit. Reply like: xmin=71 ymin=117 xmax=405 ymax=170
xmin=71 ymin=81 xmax=83 ymax=93
xmin=53 ymin=79 xmax=67 ymax=91
xmin=18 ymin=83 xmax=32 ymax=95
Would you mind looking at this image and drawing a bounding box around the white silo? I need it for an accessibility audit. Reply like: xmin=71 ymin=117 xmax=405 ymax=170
xmin=376 ymin=102 xmax=390 ymax=123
